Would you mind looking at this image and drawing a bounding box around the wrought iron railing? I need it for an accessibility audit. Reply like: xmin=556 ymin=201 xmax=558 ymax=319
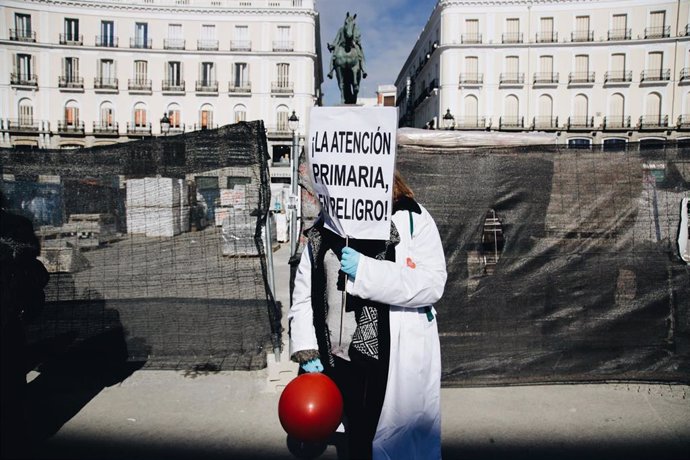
xmin=604 ymin=70 xmax=632 ymax=83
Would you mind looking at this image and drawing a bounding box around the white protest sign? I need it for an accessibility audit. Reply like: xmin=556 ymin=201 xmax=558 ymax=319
xmin=308 ymin=106 xmax=397 ymax=240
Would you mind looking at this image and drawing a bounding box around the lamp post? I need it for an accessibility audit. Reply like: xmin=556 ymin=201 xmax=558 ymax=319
xmin=443 ymin=108 xmax=455 ymax=130
xmin=160 ymin=113 xmax=170 ymax=136
xmin=288 ymin=111 xmax=299 ymax=258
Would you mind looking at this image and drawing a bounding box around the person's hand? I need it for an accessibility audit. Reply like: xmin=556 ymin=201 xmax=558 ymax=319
xmin=341 ymin=247 xmax=361 ymax=279
xmin=301 ymin=358 xmax=324 ymax=373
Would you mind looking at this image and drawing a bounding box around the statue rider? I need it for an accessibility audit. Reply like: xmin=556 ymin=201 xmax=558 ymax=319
xmin=327 ymin=12 xmax=367 ymax=80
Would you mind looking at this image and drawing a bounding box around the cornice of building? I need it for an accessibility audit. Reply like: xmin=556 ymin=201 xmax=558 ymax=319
xmin=11 ymin=0 xmax=318 ymax=17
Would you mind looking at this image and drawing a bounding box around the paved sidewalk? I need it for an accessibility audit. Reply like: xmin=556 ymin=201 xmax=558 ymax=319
xmin=21 ymin=244 xmax=690 ymax=460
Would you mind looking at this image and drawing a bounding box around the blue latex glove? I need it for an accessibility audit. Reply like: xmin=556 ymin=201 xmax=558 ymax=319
xmin=341 ymin=247 xmax=361 ymax=279
xmin=301 ymin=358 xmax=323 ymax=373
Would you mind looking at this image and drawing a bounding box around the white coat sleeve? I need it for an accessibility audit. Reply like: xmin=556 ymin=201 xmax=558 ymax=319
xmin=348 ymin=210 xmax=447 ymax=308
xmin=288 ymin=247 xmax=320 ymax=356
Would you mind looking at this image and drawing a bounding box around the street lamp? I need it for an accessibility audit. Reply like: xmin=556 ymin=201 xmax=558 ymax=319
xmin=288 ymin=111 xmax=300 ymax=258
xmin=443 ymin=108 xmax=455 ymax=130
xmin=160 ymin=113 xmax=170 ymax=135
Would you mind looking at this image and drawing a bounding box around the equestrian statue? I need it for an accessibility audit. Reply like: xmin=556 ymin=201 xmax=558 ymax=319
xmin=327 ymin=12 xmax=367 ymax=105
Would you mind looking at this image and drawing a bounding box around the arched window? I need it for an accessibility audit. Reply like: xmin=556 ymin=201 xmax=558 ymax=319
xmin=645 ymin=92 xmax=662 ymax=118
xmin=276 ymin=105 xmax=289 ymax=131
xmin=133 ymin=102 xmax=147 ymax=127
xmin=537 ymin=94 xmax=554 ymax=128
xmin=64 ymin=100 xmax=79 ymax=127
xmin=199 ymin=103 xmax=213 ymax=129
xmin=608 ymin=93 xmax=625 ymax=127
xmin=234 ymin=104 xmax=247 ymax=123
xmin=18 ymin=98 xmax=33 ymax=126
xmin=99 ymin=101 xmax=114 ymax=128
xmin=503 ymin=94 xmax=520 ymax=127
xmin=573 ymin=94 xmax=589 ymax=126
xmin=166 ymin=103 xmax=181 ymax=129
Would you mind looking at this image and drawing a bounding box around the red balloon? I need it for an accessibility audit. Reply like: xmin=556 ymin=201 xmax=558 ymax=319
xmin=278 ymin=373 xmax=344 ymax=442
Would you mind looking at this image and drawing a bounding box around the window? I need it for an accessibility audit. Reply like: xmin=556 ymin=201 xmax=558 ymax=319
xmin=134 ymin=22 xmax=149 ymax=48
xmin=199 ymin=104 xmax=213 ymax=129
xmin=233 ymin=25 xmax=250 ymax=50
xmin=276 ymin=106 xmax=289 ymax=131
xmin=15 ymin=54 xmax=33 ymax=80
xmin=200 ymin=62 xmax=215 ymax=85
xmin=538 ymin=94 xmax=553 ymax=120
xmin=608 ymin=93 xmax=625 ymax=127
xmin=233 ymin=62 xmax=249 ymax=87
xmin=166 ymin=24 xmax=184 ymax=49
xmin=465 ymin=56 xmax=478 ymax=78
xmin=607 ymin=53 xmax=628 ymax=83
xmin=167 ymin=61 xmax=182 ymax=86
xmin=645 ymin=93 xmax=662 ymax=119
xmin=64 ymin=101 xmax=79 ymax=126
xmin=133 ymin=103 xmax=147 ymax=127
xmin=276 ymin=25 xmax=292 ymax=50
xmin=134 ymin=60 xmax=148 ymax=83
xmin=14 ymin=13 xmax=32 ymax=40
xmin=539 ymin=17 xmax=555 ymax=42
xmin=100 ymin=20 xmax=115 ymax=47
xmin=504 ymin=95 xmax=519 ymax=120
xmin=98 ymin=59 xmax=116 ymax=87
xmin=463 ymin=19 xmax=480 ymax=43
xmin=276 ymin=63 xmax=290 ymax=88
xmin=464 ymin=95 xmax=479 ymax=126
xmin=18 ymin=99 xmax=33 ymax=126
xmin=574 ymin=15 xmax=592 ymax=41
xmin=537 ymin=55 xmax=555 ymax=83
xmin=64 ymin=18 xmax=80 ymax=43
xmin=648 ymin=11 xmax=667 ymax=38
xmin=504 ymin=18 xmax=521 ymax=43
xmin=610 ymin=14 xmax=629 ymax=40
xmin=166 ymin=104 xmax=181 ymax=129
xmin=234 ymin=104 xmax=247 ymax=123
xmin=61 ymin=57 xmax=80 ymax=87
xmin=99 ymin=102 xmax=114 ymax=127
xmin=199 ymin=24 xmax=217 ymax=50
xmin=573 ymin=94 xmax=589 ymax=126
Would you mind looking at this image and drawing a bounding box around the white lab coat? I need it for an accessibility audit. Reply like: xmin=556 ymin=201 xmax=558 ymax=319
xmin=289 ymin=204 xmax=447 ymax=460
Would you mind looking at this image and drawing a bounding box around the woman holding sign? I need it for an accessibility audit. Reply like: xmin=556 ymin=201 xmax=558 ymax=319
xmin=289 ymin=171 xmax=447 ymax=459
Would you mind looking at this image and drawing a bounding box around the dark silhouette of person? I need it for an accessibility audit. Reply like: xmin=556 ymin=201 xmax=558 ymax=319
xmin=1 ymin=191 xmax=49 ymax=458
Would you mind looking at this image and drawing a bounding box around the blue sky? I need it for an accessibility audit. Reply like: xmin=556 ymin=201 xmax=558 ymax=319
xmin=316 ymin=0 xmax=438 ymax=106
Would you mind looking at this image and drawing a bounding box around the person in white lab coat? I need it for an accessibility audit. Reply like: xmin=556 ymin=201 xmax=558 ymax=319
xmin=289 ymin=171 xmax=447 ymax=459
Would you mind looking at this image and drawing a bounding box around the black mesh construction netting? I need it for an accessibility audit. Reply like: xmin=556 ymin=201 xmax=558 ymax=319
xmin=297 ymin=140 xmax=690 ymax=386
xmin=1 ymin=121 xmax=279 ymax=371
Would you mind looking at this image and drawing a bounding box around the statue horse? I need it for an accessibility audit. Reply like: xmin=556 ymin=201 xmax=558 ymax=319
xmin=333 ymin=15 xmax=363 ymax=105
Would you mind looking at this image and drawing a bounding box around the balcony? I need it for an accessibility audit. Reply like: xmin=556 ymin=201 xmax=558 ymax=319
xmin=128 ymin=79 xmax=152 ymax=92
xmin=499 ymin=73 xmax=525 ymax=85
xmin=126 ymin=122 xmax=152 ymax=136
xmin=602 ymin=116 xmax=631 ymax=130
xmin=169 ymin=124 xmax=185 ymax=134
xmin=9 ymin=29 xmax=36 ymax=42
xmin=162 ymin=80 xmax=186 ymax=93
xmin=230 ymin=40 xmax=252 ymax=51
xmin=58 ymin=76 xmax=84 ymax=90
xmin=644 ymin=26 xmax=670 ymax=39
xmin=681 ymin=68 xmax=690 ymax=82
xmin=130 ymin=37 xmax=152 ymax=49
xmin=535 ymin=32 xmax=558 ymax=43
xmin=678 ymin=115 xmax=690 ymax=130
xmin=571 ymin=30 xmax=594 ymax=42
xmin=567 ymin=116 xmax=594 ymax=129
xmin=10 ymin=73 xmax=38 ymax=88
xmin=460 ymin=33 xmax=482 ymax=44
xmin=164 ymin=38 xmax=185 ymax=50
xmin=197 ymin=39 xmax=219 ymax=51
xmin=4 ymin=119 xmax=47 ymax=134
xmin=604 ymin=70 xmax=632 ymax=84
xmin=533 ymin=72 xmax=559 ymax=84
xmin=499 ymin=116 xmax=524 ymax=130
xmin=59 ymin=33 xmax=83 ymax=45
xmin=454 ymin=117 xmax=486 ymax=130
xmin=228 ymin=82 xmax=251 ymax=95
xmin=57 ymin=120 xmax=85 ymax=135
xmin=638 ymin=115 xmax=668 ymax=129
xmin=607 ymin=28 xmax=631 ymax=40
xmin=273 ymin=40 xmax=294 ymax=51
xmin=271 ymin=81 xmax=294 ymax=95
xmin=501 ymin=32 xmax=523 ymax=44
xmin=92 ymin=121 xmax=119 ymax=136
xmin=568 ymin=71 xmax=595 ymax=84
xmin=94 ymin=77 xmax=119 ymax=91
xmin=640 ymin=69 xmax=671 ymax=83
xmin=193 ymin=123 xmax=218 ymax=131
xmin=532 ymin=116 xmax=559 ymax=130
xmin=458 ymin=73 xmax=483 ymax=86
xmin=196 ymin=80 xmax=219 ymax=94
xmin=266 ymin=124 xmax=292 ymax=137
xmin=95 ymin=35 xmax=118 ymax=47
